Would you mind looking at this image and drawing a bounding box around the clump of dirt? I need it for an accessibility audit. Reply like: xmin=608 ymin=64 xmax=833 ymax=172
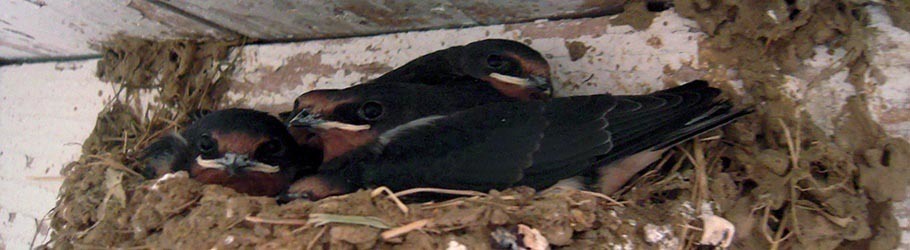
xmin=884 ymin=1 xmax=910 ymax=32
xmin=610 ymin=1 xmax=658 ymax=30
xmin=47 ymin=1 xmax=910 ymax=249
xmin=565 ymin=41 xmax=591 ymax=61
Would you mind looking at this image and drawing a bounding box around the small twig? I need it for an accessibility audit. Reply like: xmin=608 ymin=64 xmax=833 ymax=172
xmin=779 ymin=118 xmax=803 ymax=238
xmin=122 ymin=130 xmax=129 ymax=155
xmin=291 ymin=224 xmax=310 ymax=234
xmin=308 ymin=213 xmax=390 ymax=229
xmin=393 ymin=187 xmax=488 ymax=197
xmin=420 ymin=200 xmax=464 ymax=210
xmin=760 ymin=202 xmax=792 ymax=250
xmin=306 ymin=226 xmax=328 ymax=250
xmin=29 ymin=218 xmax=41 ymax=250
xmin=224 ymin=215 xmax=247 ymax=230
xmin=620 ymin=151 xmax=676 ymax=195
xmin=678 ymin=142 xmax=708 ymax=202
xmin=86 ymin=155 xmax=143 ymax=177
xmin=652 ymin=154 xmax=686 ymax=188
xmin=26 ymin=176 xmax=65 ymax=181
xmin=381 ymin=219 xmax=431 ymax=240
xmin=678 ymin=222 xmax=691 ymax=250
xmin=497 ymin=195 xmax=517 ymax=200
xmin=30 ymin=208 xmax=54 ymax=249
xmin=551 ymin=186 xmax=625 ymax=207
xmin=163 ymin=197 xmax=200 ymax=214
xmin=676 ymin=223 xmax=704 ymax=231
xmin=778 ymin=119 xmax=800 ymax=171
xmin=71 ymin=243 xmax=150 ymax=250
xmin=699 ymin=135 xmax=722 ymax=141
xmin=578 ymin=190 xmax=626 ymax=207
xmin=464 ymin=199 xmax=520 ymax=210
xmin=571 ymin=199 xmax=594 ymax=207
xmin=706 ymin=146 xmax=728 ymax=174
xmin=759 ymin=205 xmax=776 ymax=244
xmin=693 ymin=139 xmax=708 ymax=202
xmin=245 ymin=215 xmax=308 ymax=225
xmin=371 ymin=186 xmax=409 ymax=214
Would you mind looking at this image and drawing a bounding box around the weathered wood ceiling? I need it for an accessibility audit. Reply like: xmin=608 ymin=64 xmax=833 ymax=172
xmin=0 ymin=0 xmax=624 ymax=61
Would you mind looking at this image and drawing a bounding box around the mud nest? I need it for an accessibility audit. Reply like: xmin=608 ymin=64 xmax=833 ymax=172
xmin=48 ymin=1 xmax=910 ymax=249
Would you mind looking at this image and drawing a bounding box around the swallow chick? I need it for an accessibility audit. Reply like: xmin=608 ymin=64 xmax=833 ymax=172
xmin=140 ymin=108 xmax=319 ymax=197
xmin=283 ymin=80 xmax=751 ymax=200
xmin=371 ymin=39 xmax=553 ymax=100
xmin=281 ymin=39 xmax=552 ymax=150
xmin=288 ymin=82 xmax=521 ymax=163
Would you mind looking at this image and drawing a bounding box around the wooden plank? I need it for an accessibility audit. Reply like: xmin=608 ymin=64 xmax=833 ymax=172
xmin=0 ymin=0 xmax=232 ymax=60
xmin=158 ymin=0 xmax=624 ymax=40
xmin=452 ymin=0 xmax=625 ymax=24
xmin=159 ymin=0 xmax=478 ymax=40
xmin=1 ymin=0 xmax=625 ymax=60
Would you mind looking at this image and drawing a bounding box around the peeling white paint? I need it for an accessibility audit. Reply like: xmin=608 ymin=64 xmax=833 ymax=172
xmin=550 ymin=12 xmax=702 ymax=95
xmin=0 ymin=60 xmax=117 ymax=249
xmin=770 ymin=7 xmax=910 ymax=141
xmin=776 ymin=45 xmax=855 ymax=136
xmin=866 ymin=6 xmax=910 ymax=140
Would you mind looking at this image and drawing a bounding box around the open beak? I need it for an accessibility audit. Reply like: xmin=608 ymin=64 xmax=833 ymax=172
xmin=287 ymin=108 xmax=371 ymax=131
xmin=489 ymin=73 xmax=553 ymax=96
xmin=196 ymin=153 xmax=280 ymax=175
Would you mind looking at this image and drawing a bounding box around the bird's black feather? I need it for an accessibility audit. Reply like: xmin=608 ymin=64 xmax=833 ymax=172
xmin=322 ymin=101 xmax=548 ymax=191
xmin=303 ymin=80 xmax=750 ymax=194
xmin=140 ymin=133 xmax=190 ymax=178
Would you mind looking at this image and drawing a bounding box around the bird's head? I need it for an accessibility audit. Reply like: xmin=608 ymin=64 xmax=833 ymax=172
xmin=457 ymin=39 xmax=553 ymax=100
xmin=287 ymin=83 xmax=501 ymax=161
xmin=181 ymin=109 xmax=317 ymax=196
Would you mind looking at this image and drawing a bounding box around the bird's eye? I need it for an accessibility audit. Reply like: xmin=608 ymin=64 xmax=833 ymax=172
xmin=259 ymin=139 xmax=285 ymax=157
xmin=198 ymin=134 xmax=217 ymax=155
xmin=486 ymin=54 xmax=506 ymax=69
xmin=358 ymin=101 xmax=384 ymax=121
